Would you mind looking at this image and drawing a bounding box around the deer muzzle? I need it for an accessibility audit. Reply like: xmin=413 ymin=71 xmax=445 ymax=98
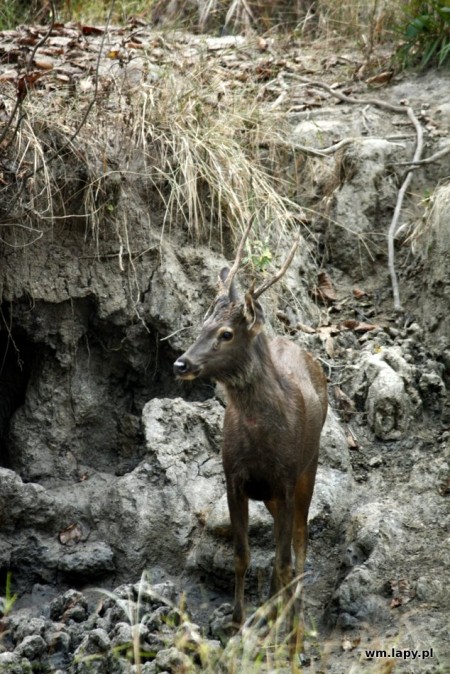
xmin=173 ymin=356 xmax=201 ymax=380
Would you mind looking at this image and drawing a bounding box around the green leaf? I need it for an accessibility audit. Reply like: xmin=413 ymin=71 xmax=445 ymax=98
xmin=421 ymin=36 xmax=440 ymax=67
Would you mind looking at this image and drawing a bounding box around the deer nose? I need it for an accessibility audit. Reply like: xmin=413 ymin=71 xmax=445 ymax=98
xmin=173 ymin=357 xmax=191 ymax=377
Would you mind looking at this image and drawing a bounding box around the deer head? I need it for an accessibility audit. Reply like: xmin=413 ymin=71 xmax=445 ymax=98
xmin=173 ymin=220 xmax=300 ymax=384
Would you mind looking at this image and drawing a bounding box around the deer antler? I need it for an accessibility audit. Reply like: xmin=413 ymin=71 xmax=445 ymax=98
xmin=223 ymin=215 xmax=255 ymax=292
xmin=252 ymin=231 xmax=300 ymax=300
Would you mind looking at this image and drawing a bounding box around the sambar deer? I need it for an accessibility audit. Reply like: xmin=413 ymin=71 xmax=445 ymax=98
xmin=174 ymin=222 xmax=328 ymax=658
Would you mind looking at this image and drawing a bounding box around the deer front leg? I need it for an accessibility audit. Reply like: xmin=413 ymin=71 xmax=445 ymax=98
xmin=227 ymin=487 xmax=250 ymax=627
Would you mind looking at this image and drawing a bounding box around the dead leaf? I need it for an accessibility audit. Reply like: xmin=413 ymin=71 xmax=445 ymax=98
xmin=354 ymin=322 xmax=378 ymax=333
xmin=257 ymin=37 xmax=269 ymax=51
xmin=81 ymin=25 xmax=105 ymax=35
xmin=317 ymin=325 xmax=339 ymax=357
xmin=341 ymin=319 xmax=378 ymax=333
xmin=353 ymin=287 xmax=368 ymax=299
xmin=59 ymin=523 xmax=83 ymax=546
xmin=438 ymin=476 xmax=450 ymax=496
xmin=17 ymin=72 xmax=46 ymax=101
xmin=341 ymin=635 xmax=360 ymax=651
xmin=276 ymin=310 xmax=291 ymax=326
xmin=311 ymin=271 xmax=337 ymax=305
xmin=390 ymin=579 xmax=416 ymax=608
xmin=33 ymin=57 xmax=54 ymax=70
xmin=296 ymin=323 xmax=316 ymax=334
xmin=334 ymin=386 xmax=356 ymax=420
xmin=366 ymin=70 xmax=394 ymax=86
xmin=125 ymin=41 xmax=144 ymax=50
xmin=346 ymin=429 xmax=359 ymax=449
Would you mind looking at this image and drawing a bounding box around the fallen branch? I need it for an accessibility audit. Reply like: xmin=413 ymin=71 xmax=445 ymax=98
xmin=388 ymin=108 xmax=424 ymax=311
xmin=395 ymin=142 xmax=450 ymax=167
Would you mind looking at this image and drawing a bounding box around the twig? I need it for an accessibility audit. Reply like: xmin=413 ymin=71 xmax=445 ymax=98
xmin=0 ymin=1 xmax=116 ymax=228
xmin=388 ymin=108 xmax=424 ymax=310
xmin=0 ymin=1 xmax=56 ymax=146
xmin=160 ymin=327 xmax=190 ymax=342
xmin=26 ymin=1 xmax=116 ymax=181
xmin=26 ymin=2 xmax=57 ymax=75
xmin=396 ymin=143 xmax=450 ymax=167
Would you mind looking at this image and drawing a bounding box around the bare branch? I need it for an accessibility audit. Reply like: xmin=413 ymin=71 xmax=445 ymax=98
xmin=395 ymin=143 xmax=450 ymax=168
xmin=287 ymin=74 xmax=427 ymax=311
xmin=0 ymin=1 xmax=56 ymax=146
xmin=253 ymin=231 xmax=300 ymax=300
xmin=388 ymin=107 xmax=424 ymax=311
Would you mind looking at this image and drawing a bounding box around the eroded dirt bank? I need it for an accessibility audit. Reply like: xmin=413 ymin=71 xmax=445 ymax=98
xmin=0 ymin=21 xmax=449 ymax=673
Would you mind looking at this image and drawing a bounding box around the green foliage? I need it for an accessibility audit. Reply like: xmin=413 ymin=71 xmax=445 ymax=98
xmin=397 ymin=1 xmax=450 ymax=69
xmin=244 ymin=239 xmax=273 ymax=272
xmin=1 ymin=572 xmax=18 ymax=616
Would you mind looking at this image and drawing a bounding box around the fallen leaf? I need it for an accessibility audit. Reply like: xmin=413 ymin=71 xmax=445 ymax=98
xmin=334 ymin=385 xmax=356 ymax=420
xmin=59 ymin=523 xmax=83 ymax=546
xmin=257 ymin=37 xmax=269 ymax=51
xmin=33 ymin=57 xmax=54 ymax=70
xmin=390 ymin=578 xmax=415 ymax=608
xmin=341 ymin=319 xmax=378 ymax=333
xmin=311 ymin=271 xmax=337 ymax=305
xmin=296 ymin=322 xmax=316 ymax=334
xmin=366 ymin=70 xmax=394 ymax=86
xmin=438 ymin=476 xmax=450 ymax=496
xmin=81 ymin=25 xmax=105 ymax=35
xmin=354 ymin=322 xmax=378 ymax=333
xmin=346 ymin=430 xmax=359 ymax=449
xmin=353 ymin=287 xmax=368 ymax=299
xmin=341 ymin=635 xmax=360 ymax=651
xmin=317 ymin=325 xmax=339 ymax=357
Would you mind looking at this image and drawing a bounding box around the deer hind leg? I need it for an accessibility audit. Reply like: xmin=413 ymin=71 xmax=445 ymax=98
xmin=227 ymin=487 xmax=250 ymax=627
xmin=290 ymin=465 xmax=318 ymax=660
xmin=266 ymin=496 xmax=295 ymax=613
xmin=293 ymin=465 xmax=317 ymax=578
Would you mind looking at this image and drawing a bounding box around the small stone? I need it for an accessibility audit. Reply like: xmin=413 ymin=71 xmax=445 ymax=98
xmin=15 ymin=635 xmax=47 ymax=661
xmin=368 ymin=456 xmax=383 ymax=468
xmin=154 ymin=646 xmax=193 ymax=673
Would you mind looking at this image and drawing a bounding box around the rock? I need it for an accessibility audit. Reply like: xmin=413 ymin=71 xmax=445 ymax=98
xmin=56 ymin=541 xmax=116 ymax=577
xmin=326 ymin=139 xmax=403 ymax=278
xmin=50 ymin=590 xmax=89 ymax=622
xmin=417 ymin=184 xmax=450 ymax=345
xmin=153 ymin=646 xmax=193 ymax=673
xmin=333 ymin=501 xmax=405 ymax=627
xmin=209 ymin=603 xmax=234 ymax=642
xmin=15 ymin=634 xmax=46 ymax=661
xmin=319 ymin=409 xmax=352 ymax=472
xmin=350 ymin=347 xmax=421 ymax=440
xmin=72 ymin=628 xmax=111 ymax=669
xmin=0 ymin=652 xmax=32 ymax=673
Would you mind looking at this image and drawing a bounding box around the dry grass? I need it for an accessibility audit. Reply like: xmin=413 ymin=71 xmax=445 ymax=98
xmin=1 ymin=39 xmax=310 ymax=257
xmin=407 ymin=183 xmax=450 ymax=258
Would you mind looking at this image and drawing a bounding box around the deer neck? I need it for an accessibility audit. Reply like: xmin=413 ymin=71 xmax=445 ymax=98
xmin=221 ymin=333 xmax=284 ymax=414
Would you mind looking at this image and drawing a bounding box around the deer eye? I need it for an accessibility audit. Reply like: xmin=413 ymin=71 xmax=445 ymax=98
xmin=219 ymin=329 xmax=234 ymax=342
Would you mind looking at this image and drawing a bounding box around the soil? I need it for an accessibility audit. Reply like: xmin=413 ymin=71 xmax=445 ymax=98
xmin=0 ymin=19 xmax=449 ymax=674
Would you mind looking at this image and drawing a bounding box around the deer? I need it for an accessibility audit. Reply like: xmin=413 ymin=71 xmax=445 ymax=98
xmin=173 ymin=221 xmax=328 ymax=662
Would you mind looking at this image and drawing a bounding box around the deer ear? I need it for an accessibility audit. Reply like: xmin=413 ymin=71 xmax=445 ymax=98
xmin=244 ymin=291 xmax=264 ymax=333
xmin=218 ymin=267 xmax=239 ymax=302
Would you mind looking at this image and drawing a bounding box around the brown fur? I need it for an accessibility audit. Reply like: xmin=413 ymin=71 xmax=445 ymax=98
xmin=174 ymin=269 xmax=328 ymax=659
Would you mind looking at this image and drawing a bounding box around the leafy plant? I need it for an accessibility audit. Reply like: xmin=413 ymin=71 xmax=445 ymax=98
xmin=0 ymin=572 xmax=18 ymax=617
xmin=397 ymin=1 xmax=450 ymax=69
xmin=244 ymin=238 xmax=273 ymax=272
